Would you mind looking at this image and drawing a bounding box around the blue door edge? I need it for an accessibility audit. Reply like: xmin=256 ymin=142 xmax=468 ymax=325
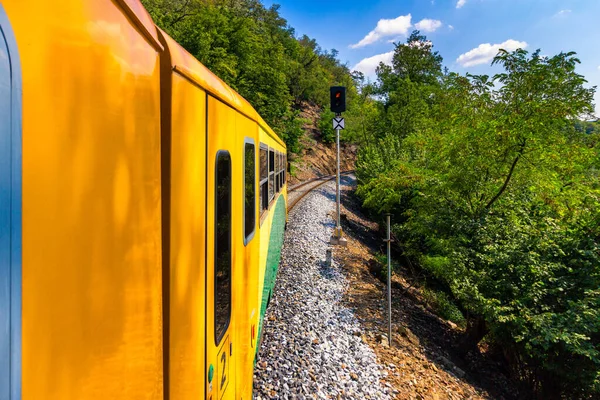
xmin=0 ymin=4 xmax=22 ymax=400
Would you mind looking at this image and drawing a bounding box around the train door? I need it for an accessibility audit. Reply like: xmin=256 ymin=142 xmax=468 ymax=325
xmin=0 ymin=6 xmax=21 ymax=399
xmin=236 ymin=116 xmax=260 ymax=398
xmin=167 ymin=69 xmax=208 ymax=399
xmin=206 ymin=96 xmax=239 ymax=400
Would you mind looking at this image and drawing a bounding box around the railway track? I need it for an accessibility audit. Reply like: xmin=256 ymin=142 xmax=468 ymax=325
xmin=287 ymin=171 xmax=354 ymax=211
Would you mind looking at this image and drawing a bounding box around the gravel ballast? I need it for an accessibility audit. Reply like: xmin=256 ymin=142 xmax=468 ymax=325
xmin=253 ymin=183 xmax=391 ymax=399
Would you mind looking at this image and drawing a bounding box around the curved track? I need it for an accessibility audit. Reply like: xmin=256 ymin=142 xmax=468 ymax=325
xmin=287 ymin=171 xmax=354 ymax=212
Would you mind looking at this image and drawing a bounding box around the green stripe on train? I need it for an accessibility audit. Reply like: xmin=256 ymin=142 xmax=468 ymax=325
xmin=255 ymin=196 xmax=286 ymax=359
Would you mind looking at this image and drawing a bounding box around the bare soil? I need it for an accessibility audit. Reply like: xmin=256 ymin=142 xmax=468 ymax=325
xmin=331 ymin=175 xmax=521 ymax=400
xmin=288 ymin=102 xmax=356 ymax=185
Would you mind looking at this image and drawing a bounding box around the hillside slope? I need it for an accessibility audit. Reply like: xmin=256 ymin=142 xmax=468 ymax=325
xmin=288 ymin=103 xmax=357 ymax=185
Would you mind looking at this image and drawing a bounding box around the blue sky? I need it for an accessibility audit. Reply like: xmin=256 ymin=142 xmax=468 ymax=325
xmin=262 ymin=0 xmax=600 ymax=116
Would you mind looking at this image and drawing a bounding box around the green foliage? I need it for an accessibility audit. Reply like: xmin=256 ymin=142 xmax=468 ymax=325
xmin=421 ymin=288 xmax=466 ymax=328
xmin=374 ymin=252 xmax=401 ymax=280
xmin=279 ymin=109 xmax=307 ymax=154
xmin=374 ymin=250 xmax=466 ymax=328
xmin=318 ymin=73 xmax=382 ymax=145
xmin=357 ymin=34 xmax=600 ymax=397
xmin=317 ymin=109 xmax=337 ymax=144
xmin=142 ymin=0 xmax=361 ymax=153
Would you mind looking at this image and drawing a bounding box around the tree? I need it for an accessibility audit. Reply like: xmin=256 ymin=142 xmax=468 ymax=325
xmin=357 ymin=46 xmax=600 ymax=397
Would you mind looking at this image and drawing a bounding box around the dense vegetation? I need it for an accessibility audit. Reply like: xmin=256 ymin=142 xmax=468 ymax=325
xmin=356 ymin=31 xmax=600 ymax=398
xmin=142 ymin=0 xmax=367 ymax=153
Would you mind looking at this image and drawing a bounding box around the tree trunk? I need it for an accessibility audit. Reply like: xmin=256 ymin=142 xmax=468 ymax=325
xmin=484 ymin=140 xmax=526 ymax=210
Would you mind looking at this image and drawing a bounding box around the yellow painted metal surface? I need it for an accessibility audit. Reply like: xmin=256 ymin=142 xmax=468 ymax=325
xmin=158 ymin=29 xmax=284 ymax=149
xmin=4 ymin=0 xmax=163 ymax=398
xmin=234 ymin=112 xmax=260 ymax=398
xmin=257 ymin=127 xmax=287 ymax=326
xmin=160 ymin=28 xmax=285 ymax=399
xmin=5 ymin=1 xmax=287 ymax=397
xmin=160 ymin=26 xmax=288 ymax=400
xmin=168 ymin=72 xmax=206 ymax=400
xmin=206 ymin=95 xmax=238 ymax=400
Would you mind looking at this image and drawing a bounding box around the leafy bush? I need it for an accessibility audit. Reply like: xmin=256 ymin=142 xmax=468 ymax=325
xmin=421 ymin=288 xmax=466 ymax=328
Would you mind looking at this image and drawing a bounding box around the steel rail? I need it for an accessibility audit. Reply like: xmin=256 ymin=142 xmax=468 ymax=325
xmin=287 ymin=170 xmax=354 ymax=212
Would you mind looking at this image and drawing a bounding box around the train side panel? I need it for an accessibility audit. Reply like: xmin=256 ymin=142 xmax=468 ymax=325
xmin=206 ymin=95 xmax=240 ymax=400
xmin=167 ymin=70 xmax=207 ymax=399
xmin=256 ymin=128 xmax=287 ymax=356
xmin=4 ymin=0 xmax=164 ymax=398
xmin=234 ymin=112 xmax=261 ymax=398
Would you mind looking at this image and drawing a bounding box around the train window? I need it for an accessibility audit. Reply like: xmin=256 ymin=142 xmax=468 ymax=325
xmin=275 ymin=152 xmax=280 ymax=193
xmin=215 ymin=151 xmax=232 ymax=344
xmin=244 ymin=141 xmax=255 ymax=243
xmin=284 ymin=154 xmax=287 ymax=185
xmin=278 ymin=153 xmax=282 ymax=188
xmin=269 ymin=149 xmax=275 ymax=202
xmin=279 ymin=153 xmax=284 ymax=186
xmin=260 ymin=144 xmax=268 ymax=216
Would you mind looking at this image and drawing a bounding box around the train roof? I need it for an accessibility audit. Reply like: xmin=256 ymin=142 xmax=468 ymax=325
xmin=156 ymin=27 xmax=286 ymax=149
xmin=117 ymin=0 xmax=164 ymax=52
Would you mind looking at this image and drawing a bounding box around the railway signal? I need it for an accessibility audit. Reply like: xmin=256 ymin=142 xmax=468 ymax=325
xmin=332 ymin=116 xmax=345 ymax=130
xmin=330 ymin=86 xmax=346 ymax=113
xmin=330 ymin=86 xmax=347 ymax=246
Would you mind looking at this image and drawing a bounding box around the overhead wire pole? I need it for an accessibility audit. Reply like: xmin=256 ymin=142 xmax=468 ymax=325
xmin=385 ymin=213 xmax=392 ymax=346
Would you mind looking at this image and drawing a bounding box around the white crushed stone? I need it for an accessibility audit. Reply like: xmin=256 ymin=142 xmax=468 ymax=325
xmin=253 ymin=182 xmax=391 ymax=399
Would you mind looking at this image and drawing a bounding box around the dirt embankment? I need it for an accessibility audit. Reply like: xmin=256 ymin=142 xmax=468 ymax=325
xmin=288 ymin=102 xmax=356 ymax=185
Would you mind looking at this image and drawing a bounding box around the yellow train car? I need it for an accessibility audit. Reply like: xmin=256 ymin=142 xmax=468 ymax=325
xmin=0 ymin=0 xmax=287 ymax=399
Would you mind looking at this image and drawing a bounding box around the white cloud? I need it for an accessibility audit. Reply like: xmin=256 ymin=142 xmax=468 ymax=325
xmin=456 ymin=39 xmax=528 ymax=67
xmin=554 ymin=9 xmax=571 ymax=17
xmin=414 ymin=18 xmax=443 ymax=33
xmin=456 ymin=0 xmax=467 ymax=9
xmin=352 ymin=51 xmax=394 ymax=77
xmin=597 ymin=65 xmax=600 ymax=71
xmin=448 ymin=25 xmax=455 ymax=30
xmin=350 ymin=14 xmax=412 ymax=48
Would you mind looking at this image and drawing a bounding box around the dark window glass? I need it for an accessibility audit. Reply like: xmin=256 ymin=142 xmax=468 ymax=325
xmin=259 ymin=145 xmax=268 ymax=215
xmin=215 ymin=151 xmax=231 ymax=343
xmin=261 ymin=182 xmax=269 ymax=213
xmin=279 ymin=153 xmax=283 ymax=188
xmin=269 ymin=149 xmax=275 ymax=201
xmin=284 ymin=155 xmax=287 ymax=184
xmin=244 ymin=143 xmax=255 ymax=241
xmin=275 ymin=152 xmax=280 ymax=193
xmin=260 ymin=146 xmax=267 ymax=181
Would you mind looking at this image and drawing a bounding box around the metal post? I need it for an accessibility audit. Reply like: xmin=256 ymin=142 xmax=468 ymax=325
xmin=330 ymin=114 xmax=346 ymax=246
xmin=336 ymin=127 xmax=341 ymax=237
xmin=385 ymin=213 xmax=392 ymax=346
